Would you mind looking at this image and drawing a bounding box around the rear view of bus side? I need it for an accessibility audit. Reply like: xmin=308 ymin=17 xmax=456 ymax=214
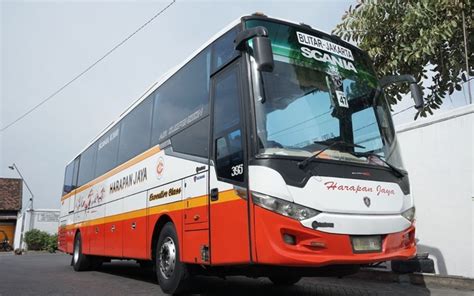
xmin=59 ymin=14 xmax=419 ymax=294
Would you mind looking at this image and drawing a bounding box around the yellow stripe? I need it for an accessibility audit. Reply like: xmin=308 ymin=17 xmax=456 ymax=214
xmin=61 ymin=145 xmax=161 ymax=201
xmin=65 ymin=189 xmax=241 ymax=230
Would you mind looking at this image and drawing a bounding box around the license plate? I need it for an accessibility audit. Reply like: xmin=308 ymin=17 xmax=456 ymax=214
xmin=351 ymin=236 xmax=382 ymax=253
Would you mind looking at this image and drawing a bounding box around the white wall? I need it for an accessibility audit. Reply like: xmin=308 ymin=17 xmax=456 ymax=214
xmin=13 ymin=209 xmax=60 ymax=250
xmin=396 ymin=105 xmax=474 ymax=278
xmin=13 ymin=212 xmax=24 ymax=250
xmin=29 ymin=209 xmax=60 ymax=235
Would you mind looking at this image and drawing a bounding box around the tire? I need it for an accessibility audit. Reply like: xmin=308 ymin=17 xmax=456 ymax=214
xmin=138 ymin=260 xmax=154 ymax=270
xmin=72 ymin=232 xmax=91 ymax=271
xmin=155 ymin=222 xmax=191 ymax=294
xmin=89 ymin=256 xmax=103 ymax=270
xmin=269 ymin=275 xmax=301 ymax=286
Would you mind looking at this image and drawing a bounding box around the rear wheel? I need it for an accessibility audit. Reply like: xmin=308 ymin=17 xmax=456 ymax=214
xmin=269 ymin=275 xmax=301 ymax=286
xmin=89 ymin=256 xmax=103 ymax=270
xmin=72 ymin=232 xmax=91 ymax=271
xmin=155 ymin=222 xmax=192 ymax=294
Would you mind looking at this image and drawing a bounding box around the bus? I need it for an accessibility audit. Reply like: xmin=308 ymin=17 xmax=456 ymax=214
xmin=59 ymin=13 xmax=423 ymax=294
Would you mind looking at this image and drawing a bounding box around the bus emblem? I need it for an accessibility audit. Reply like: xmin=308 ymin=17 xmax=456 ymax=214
xmin=156 ymin=157 xmax=164 ymax=179
xmin=363 ymin=196 xmax=371 ymax=208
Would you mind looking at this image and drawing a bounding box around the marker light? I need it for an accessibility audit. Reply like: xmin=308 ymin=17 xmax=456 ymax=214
xmin=401 ymin=207 xmax=416 ymax=222
xmin=252 ymin=191 xmax=320 ymax=221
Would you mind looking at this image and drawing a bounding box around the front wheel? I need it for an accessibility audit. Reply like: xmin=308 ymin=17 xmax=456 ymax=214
xmin=155 ymin=222 xmax=192 ymax=294
xmin=269 ymin=275 xmax=301 ymax=286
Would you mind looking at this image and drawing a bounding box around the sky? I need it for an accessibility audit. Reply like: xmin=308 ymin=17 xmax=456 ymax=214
xmin=0 ymin=0 xmax=471 ymax=210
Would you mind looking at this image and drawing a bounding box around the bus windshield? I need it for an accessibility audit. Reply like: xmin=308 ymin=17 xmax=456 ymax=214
xmin=246 ymin=19 xmax=404 ymax=170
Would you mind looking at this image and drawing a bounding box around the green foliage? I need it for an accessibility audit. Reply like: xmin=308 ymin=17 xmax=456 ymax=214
xmin=334 ymin=0 xmax=473 ymax=118
xmin=46 ymin=234 xmax=58 ymax=253
xmin=24 ymin=229 xmax=57 ymax=252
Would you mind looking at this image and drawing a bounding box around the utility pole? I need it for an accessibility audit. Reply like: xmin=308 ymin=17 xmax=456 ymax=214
xmin=8 ymin=163 xmax=34 ymax=252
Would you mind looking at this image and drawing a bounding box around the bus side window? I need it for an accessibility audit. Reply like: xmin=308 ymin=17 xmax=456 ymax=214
xmin=117 ymin=96 xmax=153 ymax=165
xmin=71 ymin=157 xmax=79 ymax=191
xmin=95 ymin=125 xmax=120 ymax=177
xmin=77 ymin=142 xmax=98 ymax=187
xmin=211 ymin=26 xmax=239 ymax=72
xmin=151 ymin=48 xmax=211 ymax=144
xmin=172 ymin=116 xmax=209 ymax=158
xmin=212 ymin=63 xmax=244 ymax=183
xmin=62 ymin=161 xmax=74 ymax=196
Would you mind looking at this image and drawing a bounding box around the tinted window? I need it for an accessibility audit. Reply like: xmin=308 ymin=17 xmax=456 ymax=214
xmin=95 ymin=126 xmax=120 ymax=177
xmin=118 ymin=97 xmax=153 ymax=164
xmin=72 ymin=157 xmax=79 ymax=189
xmin=214 ymin=69 xmax=241 ymax=134
xmin=62 ymin=162 xmax=74 ymax=195
xmin=212 ymin=26 xmax=240 ymax=71
xmin=152 ymin=49 xmax=211 ymax=144
xmin=172 ymin=116 xmax=209 ymax=158
xmin=213 ymin=65 xmax=244 ymax=182
xmin=352 ymin=107 xmax=383 ymax=153
xmin=78 ymin=142 xmax=98 ymax=186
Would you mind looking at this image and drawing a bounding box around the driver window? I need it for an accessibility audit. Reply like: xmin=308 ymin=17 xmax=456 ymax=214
xmin=213 ymin=64 xmax=244 ymax=183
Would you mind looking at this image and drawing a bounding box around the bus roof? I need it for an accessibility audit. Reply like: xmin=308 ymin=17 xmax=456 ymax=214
xmin=69 ymin=14 xmax=357 ymax=164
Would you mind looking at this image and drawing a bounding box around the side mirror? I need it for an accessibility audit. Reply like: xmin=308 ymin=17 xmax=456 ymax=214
xmin=252 ymin=36 xmax=274 ymax=72
xmin=409 ymin=83 xmax=424 ymax=110
xmin=235 ymin=26 xmax=274 ymax=72
xmin=379 ymin=74 xmax=424 ymax=109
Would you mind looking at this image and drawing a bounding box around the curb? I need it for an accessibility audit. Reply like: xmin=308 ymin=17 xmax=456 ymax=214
xmin=352 ymin=269 xmax=474 ymax=291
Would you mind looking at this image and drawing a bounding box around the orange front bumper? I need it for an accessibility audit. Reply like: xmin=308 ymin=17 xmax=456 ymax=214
xmin=254 ymin=206 xmax=416 ymax=266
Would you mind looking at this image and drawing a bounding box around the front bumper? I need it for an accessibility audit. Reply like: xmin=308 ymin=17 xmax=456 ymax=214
xmin=254 ymin=206 xmax=416 ymax=266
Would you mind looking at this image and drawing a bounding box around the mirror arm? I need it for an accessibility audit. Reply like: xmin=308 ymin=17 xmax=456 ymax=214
xmin=379 ymin=74 xmax=424 ymax=110
xmin=379 ymin=74 xmax=417 ymax=88
xmin=234 ymin=26 xmax=269 ymax=51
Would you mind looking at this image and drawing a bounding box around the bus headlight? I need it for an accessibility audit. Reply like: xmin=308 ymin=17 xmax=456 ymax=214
xmin=252 ymin=191 xmax=320 ymax=221
xmin=401 ymin=207 xmax=415 ymax=222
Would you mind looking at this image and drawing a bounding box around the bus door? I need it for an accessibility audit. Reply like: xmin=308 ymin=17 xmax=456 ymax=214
xmin=209 ymin=60 xmax=250 ymax=264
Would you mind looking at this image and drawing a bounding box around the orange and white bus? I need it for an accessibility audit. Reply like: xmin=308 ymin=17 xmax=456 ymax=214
xmin=59 ymin=14 xmax=422 ymax=294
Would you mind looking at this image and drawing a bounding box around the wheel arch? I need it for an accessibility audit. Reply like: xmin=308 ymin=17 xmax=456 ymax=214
xmin=70 ymin=228 xmax=81 ymax=254
xmin=151 ymin=214 xmax=174 ymax=261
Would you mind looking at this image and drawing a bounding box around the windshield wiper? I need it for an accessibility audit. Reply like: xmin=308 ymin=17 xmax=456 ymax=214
xmin=351 ymin=151 xmax=406 ymax=178
xmin=298 ymin=140 xmax=365 ymax=169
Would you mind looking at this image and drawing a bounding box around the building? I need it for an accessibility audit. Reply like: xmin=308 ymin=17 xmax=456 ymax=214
xmin=396 ymin=104 xmax=473 ymax=278
xmin=0 ymin=178 xmax=22 ymax=248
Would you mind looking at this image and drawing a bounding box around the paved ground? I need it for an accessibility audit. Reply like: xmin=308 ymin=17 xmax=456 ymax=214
xmin=0 ymin=253 xmax=471 ymax=296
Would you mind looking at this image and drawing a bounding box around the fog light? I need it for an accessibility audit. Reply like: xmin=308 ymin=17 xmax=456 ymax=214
xmin=283 ymin=233 xmax=296 ymax=245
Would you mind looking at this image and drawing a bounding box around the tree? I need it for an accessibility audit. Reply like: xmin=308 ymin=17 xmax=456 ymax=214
xmin=333 ymin=0 xmax=473 ymax=118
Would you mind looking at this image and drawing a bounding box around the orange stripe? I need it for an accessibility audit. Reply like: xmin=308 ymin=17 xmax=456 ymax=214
xmin=61 ymin=145 xmax=161 ymax=201
xmin=65 ymin=189 xmax=240 ymax=230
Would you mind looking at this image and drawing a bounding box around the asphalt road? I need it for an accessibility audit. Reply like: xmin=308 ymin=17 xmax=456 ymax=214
xmin=0 ymin=253 xmax=471 ymax=296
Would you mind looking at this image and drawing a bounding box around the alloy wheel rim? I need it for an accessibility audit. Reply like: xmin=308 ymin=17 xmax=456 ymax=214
xmin=73 ymin=238 xmax=80 ymax=264
xmin=159 ymin=237 xmax=176 ymax=279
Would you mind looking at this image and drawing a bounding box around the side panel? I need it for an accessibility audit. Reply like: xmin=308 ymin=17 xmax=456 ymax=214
xmin=209 ymin=169 xmax=250 ymax=264
xmin=182 ymin=172 xmax=209 ymax=263
xmin=122 ymin=192 xmax=148 ymax=259
xmin=87 ymin=205 xmax=105 ymax=255
xmin=104 ymin=199 xmax=123 ymax=257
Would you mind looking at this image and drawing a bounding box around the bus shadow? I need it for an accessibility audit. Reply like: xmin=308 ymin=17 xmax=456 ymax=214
xmin=97 ymin=261 xmax=432 ymax=296
xmin=97 ymin=260 xmax=157 ymax=284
